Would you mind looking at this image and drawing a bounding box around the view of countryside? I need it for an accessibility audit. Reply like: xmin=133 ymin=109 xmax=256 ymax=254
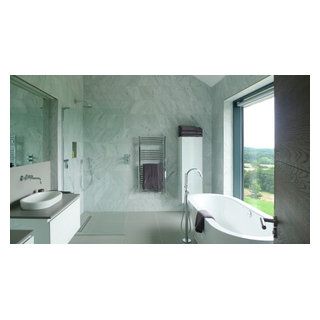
xmin=243 ymin=147 xmax=274 ymax=216
xmin=243 ymin=97 xmax=274 ymax=216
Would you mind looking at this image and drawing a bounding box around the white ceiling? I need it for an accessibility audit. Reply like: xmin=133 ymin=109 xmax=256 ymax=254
xmin=194 ymin=75 xmax=225 ymax=87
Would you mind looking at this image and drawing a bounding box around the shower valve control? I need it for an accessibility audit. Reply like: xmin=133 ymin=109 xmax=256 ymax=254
xmin=64 ymin=159 xmax=69 ymax=169
xmin=123 ymin=154 xmax=131 ymax=164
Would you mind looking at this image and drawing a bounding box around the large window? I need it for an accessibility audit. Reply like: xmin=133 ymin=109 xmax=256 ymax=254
xmin=233 ymin=84 xmax=274 ymax=216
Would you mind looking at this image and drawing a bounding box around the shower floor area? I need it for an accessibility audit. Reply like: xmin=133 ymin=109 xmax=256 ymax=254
xmin=70 ymin=211 xmax=191 ymax=244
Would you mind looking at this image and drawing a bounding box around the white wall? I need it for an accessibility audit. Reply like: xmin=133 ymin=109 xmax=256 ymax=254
xmin=10 ymin=161 xmax=51 ymax=203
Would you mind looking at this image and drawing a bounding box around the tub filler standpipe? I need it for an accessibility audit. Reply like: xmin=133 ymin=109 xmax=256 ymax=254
xmin=182 ymin=168 xmax=203 ymax=244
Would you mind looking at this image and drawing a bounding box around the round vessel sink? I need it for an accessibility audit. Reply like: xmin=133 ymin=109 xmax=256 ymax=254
xmin=20 ymin=191 xmax=62 ymax=210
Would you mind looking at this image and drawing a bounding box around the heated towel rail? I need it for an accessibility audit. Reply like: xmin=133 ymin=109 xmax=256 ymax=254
xmin=138 ymin=136 xmax=166 ymax=192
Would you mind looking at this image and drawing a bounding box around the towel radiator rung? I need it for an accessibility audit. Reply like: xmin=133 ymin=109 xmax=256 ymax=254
xmin=138 ymin=136 xmax=166 ymax=193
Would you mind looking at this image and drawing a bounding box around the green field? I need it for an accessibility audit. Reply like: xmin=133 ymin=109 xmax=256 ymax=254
xmin=244 ymin=196 xmax=274 ymax=216
xmin=243 ymin=148 xmax=275 ymax=216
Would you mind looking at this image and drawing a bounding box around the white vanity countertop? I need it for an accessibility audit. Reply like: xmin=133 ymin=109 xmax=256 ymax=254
xmin=10 ymin=193 xmax=80 ymax=220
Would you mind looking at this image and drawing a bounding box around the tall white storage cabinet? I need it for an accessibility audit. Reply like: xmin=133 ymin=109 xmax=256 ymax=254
xmin=179 ymin=137 xmax=203 ymax=202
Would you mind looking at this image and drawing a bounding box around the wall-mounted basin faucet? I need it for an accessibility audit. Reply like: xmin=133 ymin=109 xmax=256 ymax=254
xmin=20 ymin=174 xmax=42 ymax=184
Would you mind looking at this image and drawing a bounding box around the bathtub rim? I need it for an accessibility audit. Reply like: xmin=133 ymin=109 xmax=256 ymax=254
xmin=188 ymin=193 xmax=274 ymax=243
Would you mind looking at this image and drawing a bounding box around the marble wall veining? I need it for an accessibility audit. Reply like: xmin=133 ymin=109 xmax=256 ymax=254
xmin=210 ymin=75 xmax=269 ymax=194
xmin=83 ymin=76 xmax=213 ymax=212
xmin=11 ymin=75 xmax=272 ymax=214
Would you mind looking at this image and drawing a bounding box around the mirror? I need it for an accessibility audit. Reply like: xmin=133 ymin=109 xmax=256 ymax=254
xmin=10 ymin=77 xmax=54 ymax=167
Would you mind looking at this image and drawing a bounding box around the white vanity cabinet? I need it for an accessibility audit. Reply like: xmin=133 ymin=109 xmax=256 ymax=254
xmin=49 ymin=198 xmax=80 ymax=243
xmin=10 ymin=196 xmax=80 ymax=244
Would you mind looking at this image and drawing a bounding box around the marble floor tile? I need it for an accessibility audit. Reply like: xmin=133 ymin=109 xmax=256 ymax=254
xmin=69 ymin=235 xmax=126 ymax=244
xmin=78 ymin=212 xmax=126 ymax=235
xmin=124 ymin=212 xmax=162 ymax=244
xmin=156 ymin=211 xmax=183 ymax=244
xmin=70 ymin=211 xmax=186 ymax=244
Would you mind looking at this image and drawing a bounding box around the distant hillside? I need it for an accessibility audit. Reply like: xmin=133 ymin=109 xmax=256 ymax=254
xmin=244 ymin=147 xmax=274 ymax=165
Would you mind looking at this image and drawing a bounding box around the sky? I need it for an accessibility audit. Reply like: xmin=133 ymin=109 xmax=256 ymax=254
xmin=243 ymin=97 xmax=274 ymax=149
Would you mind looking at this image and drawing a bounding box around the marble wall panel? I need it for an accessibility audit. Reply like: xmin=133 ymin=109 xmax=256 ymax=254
xmin=83 ymin=75 xmax=213 ymax=212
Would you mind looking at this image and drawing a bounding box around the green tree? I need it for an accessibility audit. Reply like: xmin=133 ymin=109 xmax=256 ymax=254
xmin=258 ymin=156 xmax=273 ymax=165
xmin=257 ymin=167 xmax=274 ymax=193
xmin=250 ymin=180 xmax=262 ymax=199
xmin=244 ymin=170 xmax=251 ymax=188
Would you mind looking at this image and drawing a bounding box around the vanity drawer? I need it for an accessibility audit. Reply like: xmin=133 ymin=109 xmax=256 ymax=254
xmin=50 ymin=198 xmax=80 ymax=244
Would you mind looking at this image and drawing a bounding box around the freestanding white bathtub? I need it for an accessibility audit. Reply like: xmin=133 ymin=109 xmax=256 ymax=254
xmin=188 ymin=193 xmax=274 ymax=244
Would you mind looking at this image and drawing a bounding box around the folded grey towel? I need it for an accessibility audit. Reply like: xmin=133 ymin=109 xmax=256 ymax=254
xmin=178 ymin=125 xmax=203 ymax=137
xmin=195 ymin=210 xmax=215 ymax=233
xmin=142 ymin=163 xmax=164 ymax=192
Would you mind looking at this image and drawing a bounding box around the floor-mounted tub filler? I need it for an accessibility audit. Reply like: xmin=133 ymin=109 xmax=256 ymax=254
xmin=188 ymin=194 xmax=274 ymax=244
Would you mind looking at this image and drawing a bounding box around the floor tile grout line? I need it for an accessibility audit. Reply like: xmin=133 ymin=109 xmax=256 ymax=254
xmin=78 ymin=215 xmax=92 ymax=232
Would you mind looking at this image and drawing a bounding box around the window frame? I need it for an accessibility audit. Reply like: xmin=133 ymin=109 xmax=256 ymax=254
xmin=233 ymin=82 xmax=274 ymax=200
